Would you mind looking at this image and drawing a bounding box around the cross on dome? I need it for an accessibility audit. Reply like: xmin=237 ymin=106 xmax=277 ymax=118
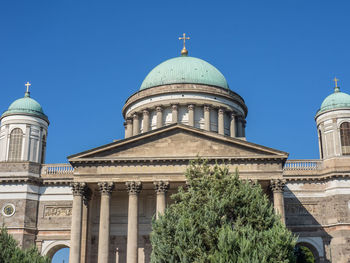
xmin=333 ymin=77 xmax=339 ymax=88
xmin=179 ymin=33 xmax=190 ymax=56
xmin=25 ymin=81 xmax=31 ymax=92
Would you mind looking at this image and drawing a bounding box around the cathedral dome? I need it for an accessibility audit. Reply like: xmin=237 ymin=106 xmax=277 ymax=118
xmin=140 ymin=56 xmax=229 ymax=90
xmin=318 ymin=87 xmax=350 ymax=113
xmin=1 ymin=91 xmax=48 ymax=121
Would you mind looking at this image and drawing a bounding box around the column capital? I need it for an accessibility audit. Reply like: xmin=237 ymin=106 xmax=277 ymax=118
xmin=270 ymin=179 xmax=286 ymax=192
xmin=188 ymin=104 xmax=195 ymax=110
xmin=156 ymin=106 xmax=162 ymax=112
xmin=123 ymin=121 xmax=128 ymax=128
xmin=142 ymin=109 xmax=149 ymax=116
xmin=126 ymin=118 xmax=133 ymax=124
xmin=98 ymin=182 xmax=115 ymax=195
xmin=154 ymin=181 xmax=169 ymax=193
xmin=171 ymin=104 xmax=178 ymax=111
xmin=133 ymin=113 xmax=139 ymax=119
xmin=218 ymin=107 xmax=225 ymax=114
xmin=204 ymin=105 xmax=210 ymax=112
xmin=230 ymin=112 xmax=236 ymax=119
xmin=126 ymin=181 xmax=142 ymax=194
xmin=70 ymin=182 xmax=87 ymax=196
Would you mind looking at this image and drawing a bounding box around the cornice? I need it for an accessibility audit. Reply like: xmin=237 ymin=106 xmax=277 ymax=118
xmin=122 ymin=84 xmax=248 ymax=118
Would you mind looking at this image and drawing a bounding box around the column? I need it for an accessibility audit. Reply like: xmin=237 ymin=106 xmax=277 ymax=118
xmin=126 ymin=118 xmax=133 ymax=138
xmin=218 ymin=108 xmax=225 ymax=135
xmin=237 ymin=116 xmax=243 ymax=137
xmin=204 ymin=105 xmax=211 ymax=131
xmin=123 ymin=122 xmax=128 ymax=138
xmin=242 ymin=119 xmax=246 ymax=137
xmin=81 ymin=188 xmax=92 ymax=263
xmin=156 ymin=106 xmax=163 ymax=129
xmin=126 ymin=181 xmax=142 ymax=263
xmin=133 ymin=113 xmax=139 ymax=136
xmin=69 ymin=183 xmax=87 ymax=263
xmin=154 ymin=181 xmax=169 ymax=219
xmin=97 ymin=182 xmax=115 ymax=263
xmin=230 ymin=113 xmax=236 ymax=138
xmin=188 ymin=104 xmax=194 ymax=127
xmin=172 ymin=105 xmax=178 ymax=124
xmin=270 ymin=179 xmax=286 ymax=224
xmin=142 ymin=110 xmax=150 ymax=132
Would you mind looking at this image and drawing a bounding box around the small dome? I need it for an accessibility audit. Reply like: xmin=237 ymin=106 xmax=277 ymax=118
xmin=140 ymin=56 xmax=229 ymax=90
xmin=1 ymin=92 xmax=48 ymax=121
xmin=318 ymin=87 xmax=350 ymax=113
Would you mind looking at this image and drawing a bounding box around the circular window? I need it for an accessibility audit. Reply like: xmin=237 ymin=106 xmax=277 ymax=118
xmin=2 ymin=203 xmax=15 ymax=217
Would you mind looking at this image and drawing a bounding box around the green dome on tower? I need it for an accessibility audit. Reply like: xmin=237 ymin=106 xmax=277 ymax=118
xmin=1 ymin=90 xmax=48 ymax=121
xmin=140 ymin=56 xmax=229 ymax=90
xmin=318 ymin=86 xmax=350 ymax=113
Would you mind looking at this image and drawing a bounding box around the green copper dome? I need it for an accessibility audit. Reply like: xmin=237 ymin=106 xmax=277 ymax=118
xmin=1 ymin=91 xmax=48 ymax=121
xmin=318 ymin=87 xmax=350 ymax=113
xmin=140 ymin=56 xmax=229 ymax=90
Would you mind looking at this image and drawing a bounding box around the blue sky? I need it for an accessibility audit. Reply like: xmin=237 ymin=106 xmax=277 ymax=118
xmin=1 ymin=0 xmax=350 ymax=261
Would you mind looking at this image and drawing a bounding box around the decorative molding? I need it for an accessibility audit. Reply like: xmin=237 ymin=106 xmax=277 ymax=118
xmin=126 ymin=181 xmax=142 ymax=194
xmin=97 ymin=182 xmax=115 ymax=195
xmin=44 ymin=206 xmax=72 ymax=217
xmin=154 ymin=181 xmax=169 ymax=193
xmin=270 ymin=179 xmax=286 ymax=192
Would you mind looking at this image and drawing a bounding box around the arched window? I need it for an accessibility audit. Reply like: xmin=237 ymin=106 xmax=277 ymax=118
xmin=340 ymin=122 xmax=350 ymax=155
xmin=319 ymin=130 xmax=323 ymax=159
xmin=41 ymin=135 xmax=46 ymax=164
xmin=8 ymin=128 xmax=23 ymax=161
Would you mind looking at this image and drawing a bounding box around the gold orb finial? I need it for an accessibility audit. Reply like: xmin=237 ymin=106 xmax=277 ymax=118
xmin=179 ymin=33 xmax=190 ymax=56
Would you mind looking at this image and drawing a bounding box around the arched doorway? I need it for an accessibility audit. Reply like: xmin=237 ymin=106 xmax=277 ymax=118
xmin=296 ymin=242 xmax=320 ymax=263
xmin=41 ymin=240 xmax=70 ymax=261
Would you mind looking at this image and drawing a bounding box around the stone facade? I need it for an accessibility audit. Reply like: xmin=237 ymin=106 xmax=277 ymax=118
xmin=1 ymin=55 xmax=350 ymax=263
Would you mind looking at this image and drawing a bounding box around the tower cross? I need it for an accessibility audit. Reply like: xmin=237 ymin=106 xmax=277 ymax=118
xmin=333 ymin=77 xmax=339 ymax=87
xmin=179 ymin=33 xmax=190 ymax=49
xmin=25 ymin=81 xmax=31 ymax=92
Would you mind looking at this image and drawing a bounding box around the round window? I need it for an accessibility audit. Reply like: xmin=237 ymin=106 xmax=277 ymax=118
xmin=2 ymin=203 xmax=15 ymax=217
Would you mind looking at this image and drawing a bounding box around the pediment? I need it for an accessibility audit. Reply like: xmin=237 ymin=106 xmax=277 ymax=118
xmin=69 ymin=124 xmax=288 ymax=162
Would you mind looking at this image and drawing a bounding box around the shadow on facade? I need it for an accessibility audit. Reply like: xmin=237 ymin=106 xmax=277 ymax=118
xmin=284 ymin=186 xmax=331 ymax=263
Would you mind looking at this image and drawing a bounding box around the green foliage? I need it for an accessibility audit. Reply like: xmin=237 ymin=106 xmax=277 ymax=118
xmin=0 ymin=226 xmax=50 ymax=263
xmin=150 ymin=159 xmax=297 ymax=263
xmin=295 ymin=245 xmax=315 ymax=263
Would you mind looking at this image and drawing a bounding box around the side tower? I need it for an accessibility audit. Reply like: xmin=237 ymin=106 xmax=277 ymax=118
xmin=315 ymin=79 xmax=350 ymax=159
xmin=0 ymin=83 xmax=49 ymax=249
xmin=0 ymin=83 xmax=49 ymax=163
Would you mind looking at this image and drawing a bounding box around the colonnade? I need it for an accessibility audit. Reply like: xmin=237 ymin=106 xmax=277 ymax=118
xmin=69 ymin=179 xmax=284 ymax=262
xmin=124 ymin=104 xmax=246 ymax=138
xmin=69 ymin=180 xmax=169 ymax=263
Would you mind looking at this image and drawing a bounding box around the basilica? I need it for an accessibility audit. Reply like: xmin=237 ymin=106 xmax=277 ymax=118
xmin=0 ymin=39 xmax=350 ymax=263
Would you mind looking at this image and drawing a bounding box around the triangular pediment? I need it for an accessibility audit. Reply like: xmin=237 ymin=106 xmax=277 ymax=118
xmin=68 ymin=124 xmax=288 ymax=162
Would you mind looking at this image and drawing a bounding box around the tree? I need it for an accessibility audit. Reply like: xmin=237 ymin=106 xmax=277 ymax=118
xmin=150 ymin=159 xmax=297 ymax=263
xmin=0 ymin=226 xmax=50 ymax=263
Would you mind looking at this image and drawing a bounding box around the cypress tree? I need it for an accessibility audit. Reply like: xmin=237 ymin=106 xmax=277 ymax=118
xmin=0 ymin=226 xmax=50 ymax=263
xmin=150 ymin=159 xmax=297 ymax=263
